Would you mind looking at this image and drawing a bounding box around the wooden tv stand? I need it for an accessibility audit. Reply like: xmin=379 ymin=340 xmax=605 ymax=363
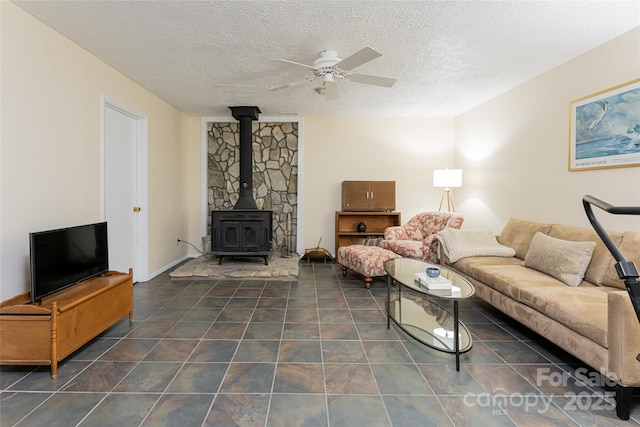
xmin=0 ymin=269 xmax=133 ymax=378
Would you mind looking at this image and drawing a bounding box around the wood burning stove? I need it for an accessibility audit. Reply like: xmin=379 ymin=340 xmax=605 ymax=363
xmin=210 ymin=106 xmax=273 ymax=264
xmin=211 ymin=209 xmax=272 ymax=265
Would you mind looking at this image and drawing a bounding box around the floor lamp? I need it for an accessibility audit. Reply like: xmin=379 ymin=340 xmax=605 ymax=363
xmin=433 ymin=169 xmax=462 ymax=212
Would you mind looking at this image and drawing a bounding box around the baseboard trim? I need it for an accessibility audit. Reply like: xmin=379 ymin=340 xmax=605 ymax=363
xmin=145 ymin=254 xmax=195 ymax=282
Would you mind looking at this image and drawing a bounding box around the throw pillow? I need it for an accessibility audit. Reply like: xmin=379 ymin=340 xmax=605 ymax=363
xmin=523 ymin=232 xmax=596 ymax=286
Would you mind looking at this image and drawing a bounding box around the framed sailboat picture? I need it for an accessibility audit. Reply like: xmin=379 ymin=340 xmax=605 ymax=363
xmin=569 ymin=78 xmax=640 ymax=171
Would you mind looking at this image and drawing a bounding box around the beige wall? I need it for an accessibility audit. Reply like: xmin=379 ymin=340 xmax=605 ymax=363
xmin=0 ymin=2 xmax=190 ymax=299
xmin=300 ymin=117 xmax=455 ymax=253
xmin=185 ymin=117 xmax=204 ymax=257
xmin=455 ymin=27 xmax=640 ymax=234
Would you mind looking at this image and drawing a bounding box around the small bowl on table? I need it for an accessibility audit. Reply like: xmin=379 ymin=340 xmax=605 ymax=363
xmin=426 ymin=267 xmax=440 ymax=278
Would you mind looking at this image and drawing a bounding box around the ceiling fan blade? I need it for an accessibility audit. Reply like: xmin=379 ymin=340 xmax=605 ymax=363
xmin=324 ymin=82 xmax=339 ymax=101
xmin=270 ymin=76 xmax=319 ymax=91
xmin=334 ymin=47 xmax=382 ymax=71
xmin=270 ymin=58 xmax=318 ymax=70
xmin=348 ymin=73 xmax=397 ymax=88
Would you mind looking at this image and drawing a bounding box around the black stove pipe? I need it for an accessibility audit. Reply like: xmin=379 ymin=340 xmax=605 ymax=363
xmin=229 ymin=106 xmax=261 ymax=210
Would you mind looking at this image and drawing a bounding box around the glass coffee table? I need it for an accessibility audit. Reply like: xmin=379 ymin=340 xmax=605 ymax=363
xmin=384 ymin=257 xmax=474 ymax=371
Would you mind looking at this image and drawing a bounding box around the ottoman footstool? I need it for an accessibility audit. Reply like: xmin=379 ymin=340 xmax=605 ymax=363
xmin=337 ymin=245 xmax=399 ymax=288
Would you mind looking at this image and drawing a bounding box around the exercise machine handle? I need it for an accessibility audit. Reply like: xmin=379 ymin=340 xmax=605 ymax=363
xmin=583 ymin=195 xmax=640 ymax=362
xmin=583 ymin=195 xmax=640 ymax=268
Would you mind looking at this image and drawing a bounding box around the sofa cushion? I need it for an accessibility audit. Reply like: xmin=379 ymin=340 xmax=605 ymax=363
xmin=498 ymin=218 xmax=552 ymax=260
xmin=455 ymin=258 xmax=611 ymax=347
xmin=518 ymin=285 xmax=615 ymax=348
xmin=548 ymin=224 xmax=622 ymax=287
xmin=602 ymin=231 xmax=640 ymax=290
xmin=454 ymin=259 xmax=564 ymax=301
xmin=523 ymin=232 xmax=596 ymax=286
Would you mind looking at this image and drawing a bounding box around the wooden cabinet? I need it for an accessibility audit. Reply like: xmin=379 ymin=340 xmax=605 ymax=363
xmin=0 ymin=269 xmax=133 ymax=378
xmin=342 ymin=181 xmax=395 ymax=211
xmin=335 ymin=211 xmax=401 ymax=253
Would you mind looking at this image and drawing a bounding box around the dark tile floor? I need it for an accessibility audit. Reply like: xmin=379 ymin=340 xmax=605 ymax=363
xmin=1 ymin=262 xmax=639 ymax=426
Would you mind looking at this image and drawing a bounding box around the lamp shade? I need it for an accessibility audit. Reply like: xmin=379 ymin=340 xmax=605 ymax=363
xmin=433 ymin=169 xmax=462 ymax=188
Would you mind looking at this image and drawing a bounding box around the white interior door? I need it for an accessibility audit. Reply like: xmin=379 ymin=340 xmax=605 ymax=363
xmin=103 ymin=99 xmax=148 ymax=282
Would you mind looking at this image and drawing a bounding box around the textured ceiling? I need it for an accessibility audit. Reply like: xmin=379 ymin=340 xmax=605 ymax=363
xmin=14 ymin=0 xmax=640 ymax=117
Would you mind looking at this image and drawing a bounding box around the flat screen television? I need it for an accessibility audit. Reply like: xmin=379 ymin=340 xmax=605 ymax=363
xmin=29 ymin=222 xmax=109 ymax=303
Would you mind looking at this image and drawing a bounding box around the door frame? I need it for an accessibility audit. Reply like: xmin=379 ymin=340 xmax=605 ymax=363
xmin=101 ymin=95 xmax=149 ymax=282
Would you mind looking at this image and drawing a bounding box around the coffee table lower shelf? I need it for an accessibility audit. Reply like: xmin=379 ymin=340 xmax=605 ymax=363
xmin=388 ymin=296 xmax=472 ymax=369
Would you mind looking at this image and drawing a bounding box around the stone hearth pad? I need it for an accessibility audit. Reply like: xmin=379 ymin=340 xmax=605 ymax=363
xmin=170 ymin=254 xmax=299 ymax=280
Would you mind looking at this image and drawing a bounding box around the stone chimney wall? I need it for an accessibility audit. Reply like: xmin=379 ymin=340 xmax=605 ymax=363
xmin=207 ymin=121 xmax=298 ymax=253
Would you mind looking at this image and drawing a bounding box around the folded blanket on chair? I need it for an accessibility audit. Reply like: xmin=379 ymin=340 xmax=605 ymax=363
xmin=436 ymin=228 xmax=516 ymax=263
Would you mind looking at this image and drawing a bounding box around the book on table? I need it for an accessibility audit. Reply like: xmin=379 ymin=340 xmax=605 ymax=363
xmin=429 ymin=285 xmax=462 ymax=297
xmin=414 ymin=272 xmax=452 ymax=289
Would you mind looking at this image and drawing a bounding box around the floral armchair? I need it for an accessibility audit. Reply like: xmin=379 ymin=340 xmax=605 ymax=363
xmin=380 ymin=211 xmax=464 ymax=263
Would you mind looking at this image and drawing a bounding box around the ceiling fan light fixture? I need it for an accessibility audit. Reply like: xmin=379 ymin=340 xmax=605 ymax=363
xmin=271 ymin=46 xmax=397 ymax=100
xmin=313 ymin=50 xmax=341 ymax=69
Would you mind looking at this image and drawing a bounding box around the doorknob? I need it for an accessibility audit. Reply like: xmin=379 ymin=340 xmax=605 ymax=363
xmin=133 ymin=206 xmax=141 ymax=212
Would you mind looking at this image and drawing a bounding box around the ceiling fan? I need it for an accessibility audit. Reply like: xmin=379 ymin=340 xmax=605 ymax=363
xmin=269 ymin=47 xmax=397 ymax=101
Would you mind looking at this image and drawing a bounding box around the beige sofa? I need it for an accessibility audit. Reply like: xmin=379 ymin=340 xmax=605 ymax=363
xmin=438 ymin=218 xmax=640 ymax=420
